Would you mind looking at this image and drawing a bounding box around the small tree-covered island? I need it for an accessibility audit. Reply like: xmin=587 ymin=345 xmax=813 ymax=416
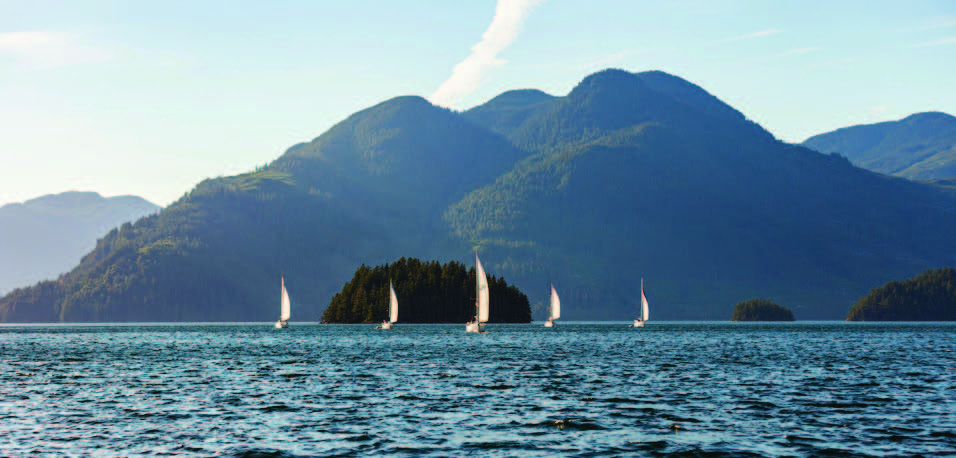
xmin=846 ymin=267 xmax=956 ymax=321
xmin=731 ymin=298 xmax=795 ymax=321
xmin=321 ymin=257 xmax=532 ymax=323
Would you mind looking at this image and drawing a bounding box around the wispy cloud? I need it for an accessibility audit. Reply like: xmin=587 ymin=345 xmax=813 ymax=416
xmin=429 ymin=0 xmax=544 ymax=107
xmin=0 ymin=30 xmax=112 ymax=69
xmin=906 ymin=16 xmax=956 ymax=32
xmin=913 ymin=36 xmax=956 ymax=48
xmin=778 ymin=46 xmax=820 ymax=57
xmin=723 ymin=29 xmax=781 ymax=42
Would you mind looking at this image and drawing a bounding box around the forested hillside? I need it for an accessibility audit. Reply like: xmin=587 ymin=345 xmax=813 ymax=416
xmin=803 ymin=112 xmax=956 ymax=180
xmin=846 ymin=268 xmax=956 ymax=321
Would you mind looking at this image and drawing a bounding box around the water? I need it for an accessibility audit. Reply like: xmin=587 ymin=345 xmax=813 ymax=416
xmin=1 ymin=322 xmax=954 ymax=457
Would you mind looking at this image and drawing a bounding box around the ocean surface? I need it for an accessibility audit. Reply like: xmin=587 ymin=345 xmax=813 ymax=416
xmin=1 ymin=322 xmax=954 ymax=457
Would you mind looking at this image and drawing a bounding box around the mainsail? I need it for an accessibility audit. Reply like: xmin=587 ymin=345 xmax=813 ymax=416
xmin=550 ymin=284 xmax=561 ymax=320
xmin=476 ymin=254 xmax=489 ymax=323
xmin=389 ymin=281 xmax=398 ymax=324
xmin=640 ymin=278 xmax=649 ymax=322
xmin=280 ymin=276 xmax=291 ymax=322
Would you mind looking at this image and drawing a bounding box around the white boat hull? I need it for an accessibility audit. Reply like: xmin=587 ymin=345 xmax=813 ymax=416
xmin=544 ymin=319 xmax=554 ymax=327
xmin=379 ymin=322 xmax=393 ymax=330
xmin=631 ymin=319 xmax=644 ymax=328
xmin=274 ymin=320 xmax=288 ymax=329
xmin=466 ymin=322 xmax=485 ymax=333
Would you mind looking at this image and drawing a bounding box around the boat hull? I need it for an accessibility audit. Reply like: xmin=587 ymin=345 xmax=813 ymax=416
xmin=466 ymin=322 xmax=486 ymax=333
xmin=631 ymin=320 xmax=644 ymax=328
xmin=274 ymin=320 xmax=288 ymax=329
xmin=380 ymin=322 xmax=393 ymax=330
xmin=544 ymin=319 xmax=554 ymax=327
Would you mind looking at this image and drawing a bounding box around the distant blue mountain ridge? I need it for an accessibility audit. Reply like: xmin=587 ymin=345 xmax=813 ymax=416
xmin=802 ymin=112 xmax=956 ymax=180
xmin=0 ymin=191 xmax=159 ymax=294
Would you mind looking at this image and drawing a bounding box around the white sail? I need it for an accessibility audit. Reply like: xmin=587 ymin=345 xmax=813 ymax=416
xmin=640 ymin=278 xmax=649 ymax=322
xmin=389 ymin=281 xmax=398 ymax=324
xmin=280 ymin=276 xmax=291 ymax=321
xmin=550 ymin=284 xmax=561 ymax=320
xmin=476 ymin=253 xmax=489 ymax=323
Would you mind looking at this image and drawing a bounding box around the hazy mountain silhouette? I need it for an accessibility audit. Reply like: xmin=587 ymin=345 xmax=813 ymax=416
xmin=0 ymin=191 xmax=159 ymax=294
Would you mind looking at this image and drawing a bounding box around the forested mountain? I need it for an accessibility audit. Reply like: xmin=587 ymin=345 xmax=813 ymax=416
xmin=1 ymin=69 xmax=953 ymax=322
xmin=451 ymin=69 xmax=954 ymax=319
xmin=845 ymin=267 xmax=956 ymax=321
xmin=0 ymin=192 xmax=159 ymax=294
xmin=322 ymin=257 xmax=531 ymax=324
xmin=802 ymin=112 xmax=956 ymax=180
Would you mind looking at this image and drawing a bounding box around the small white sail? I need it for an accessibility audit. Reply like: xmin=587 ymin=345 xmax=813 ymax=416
xmin=389 ymin=281 xmax=398 ymax=324
xmin=476 ymin=254 xmax=489 ymax=323
xmin=640 ymin=278 xmax=649 ymax=322
xmin=280 ymin=276 xmax=291 ymax=321
xmin=550 ymin=284 xmax=561 ymax=320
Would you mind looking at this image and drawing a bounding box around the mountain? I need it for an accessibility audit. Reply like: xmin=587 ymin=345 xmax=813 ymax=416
xmin=0 ymin=97 xmax=523 ymax=322
xmin=845 ymin=267 xmax=956 ymax=321
xmin=2 ymin=69 xmax=953 ymax=322
xmin=802 ymin=112 xmax=956 ymax=180
xmin=452 ymin=70 xmax=955 ymax=320
xmin=0 ymin=192 xmax=159 ymax=295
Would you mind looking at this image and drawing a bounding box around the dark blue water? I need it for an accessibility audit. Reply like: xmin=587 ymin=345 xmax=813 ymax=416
xmin=1 ymin=322 xmax=954 ymax=457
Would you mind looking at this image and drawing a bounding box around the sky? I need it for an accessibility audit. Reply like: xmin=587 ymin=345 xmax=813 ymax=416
xmin=1 ymin=0 xmax=954 ymax=207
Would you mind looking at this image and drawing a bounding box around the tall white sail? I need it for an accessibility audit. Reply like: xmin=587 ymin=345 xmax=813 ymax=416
xmin=389 ymin=281 xmax=398 ymax=324
xmin=476 ymin=253 xmax=489 ymax=323
xmin=550 ymin=284 xmax=561 ymax=320
xmin=640 ymin=278 xmax=649 ymax=322
xmin=280 ymin=276 xmax=291 ymax=321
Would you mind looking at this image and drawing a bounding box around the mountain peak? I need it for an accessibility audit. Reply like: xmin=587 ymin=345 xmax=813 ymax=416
xmin=902 ymin=111 xmax=955 ymax=125
xmin=476 ymin=89 xmax=555 ymax=110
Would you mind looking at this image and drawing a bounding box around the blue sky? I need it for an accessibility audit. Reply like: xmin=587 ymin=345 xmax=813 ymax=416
xmin=1 ymin=0 xmax=954 ymax=207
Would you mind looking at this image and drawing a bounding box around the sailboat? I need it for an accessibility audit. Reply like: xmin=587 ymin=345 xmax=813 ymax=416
xmin=631 ymin=278 xmax=649 ymax=328
xmin=466 ymin=253 xmax=489 ymax=333
xmin=274 ymin=276 xmax=291 ymax=329
xmin=544 ymin=283 xmax=560 ymax=327
xmin=378 ymin=280 xmax=398 ymax=330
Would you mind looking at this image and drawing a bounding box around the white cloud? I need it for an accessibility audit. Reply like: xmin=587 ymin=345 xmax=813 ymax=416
xmin=429 ymin=0 xmax=544 ymax=107
xmin=913 ymin=36 xmax=956 ymax=48
xmin=723 ymin=29 xmax=781 ymax=42
xmin=0 ymin=30 xmax=112 ymax=69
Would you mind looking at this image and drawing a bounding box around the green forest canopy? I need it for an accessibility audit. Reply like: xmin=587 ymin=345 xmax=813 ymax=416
xmin=846 ymin=267 xmax=956 ymax=321
xmin=321 ymin=257 xmax=532 ymax=324
xmin=731 ymin=298 xmax=795 ymax=321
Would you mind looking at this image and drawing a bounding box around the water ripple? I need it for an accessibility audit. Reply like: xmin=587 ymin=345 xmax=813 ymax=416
xmin=1 ymin=322 xmax=954 ymax=456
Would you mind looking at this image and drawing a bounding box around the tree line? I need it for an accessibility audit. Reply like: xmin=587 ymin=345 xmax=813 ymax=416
xmin=846 ymin=267 xmax=955 ymax=321
xmin=321 ymin=257 xmax=532 ymax=323
xmin=731 ymin=298 xmax=795 ymax=321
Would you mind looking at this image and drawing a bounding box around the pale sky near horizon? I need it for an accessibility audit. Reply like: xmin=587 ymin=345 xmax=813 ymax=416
xmin=1 ymin=0 xmax=954 ymax=208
